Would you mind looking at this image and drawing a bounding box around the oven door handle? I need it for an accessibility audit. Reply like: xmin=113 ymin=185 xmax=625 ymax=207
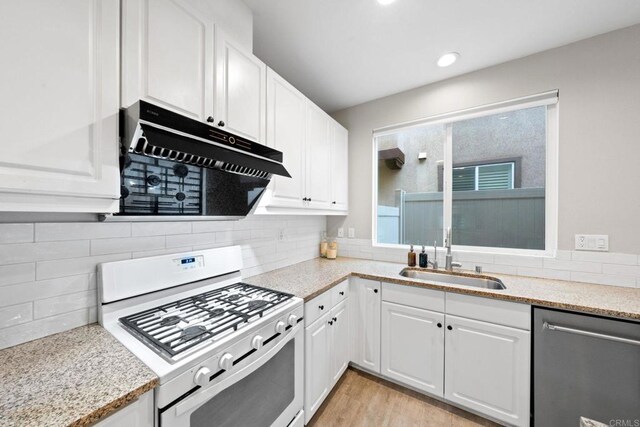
xmin=175 ymin=323 xmax=302 ymax=416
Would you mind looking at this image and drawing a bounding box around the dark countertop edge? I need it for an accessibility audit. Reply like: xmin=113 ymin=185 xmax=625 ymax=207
xmin=300 ymin=271 xmax=640 ymax=321
xmin=68 ymin=378 xmax=159 ymax=427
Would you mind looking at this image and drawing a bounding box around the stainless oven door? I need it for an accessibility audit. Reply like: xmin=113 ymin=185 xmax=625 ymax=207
xmin=160 ymin=323 xmax=303 ymax=427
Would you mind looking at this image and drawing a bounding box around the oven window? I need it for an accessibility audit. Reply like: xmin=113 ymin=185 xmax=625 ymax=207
xmin=191 ymin=340 xmax=295 ymax=427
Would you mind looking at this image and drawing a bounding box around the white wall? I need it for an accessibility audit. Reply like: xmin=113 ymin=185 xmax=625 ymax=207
xmin=0 ymin=215 xmax=324 ymax=349
xmin=329 ymin=24 xmax=640 ymax=254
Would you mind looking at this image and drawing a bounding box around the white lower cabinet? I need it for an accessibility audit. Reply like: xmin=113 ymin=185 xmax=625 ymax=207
xmin=349 ymin=277 xmax=381 ymax=373
xmin=444 ymin=314 xmax=530 ymax=427
xmin=381 ymin=301 xmax=444 ymax=396
xmin=304 ymin=312 xmax=331 ymax=424
xmin=330 ymin=300 xmax=350 ymax=386
xmin=95 ymin=390 xmax=154 ymax=427
xmin=304 ymin=285 xmax=350 ymax=424
xmin=306 ymin=280 xmax=531 ymax=426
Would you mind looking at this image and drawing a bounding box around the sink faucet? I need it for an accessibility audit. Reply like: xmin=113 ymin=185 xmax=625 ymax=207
xmin=445 ymin=228 xmax=462 ymax=272
xmin=427 ymin=240 xmax=438 ymax=270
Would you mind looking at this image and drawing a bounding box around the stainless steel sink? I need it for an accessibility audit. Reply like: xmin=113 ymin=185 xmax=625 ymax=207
xmin=399 ymin=268 xmax=506 ymax=290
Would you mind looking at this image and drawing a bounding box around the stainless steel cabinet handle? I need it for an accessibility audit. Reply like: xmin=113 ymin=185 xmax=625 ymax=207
xmin=543 ymin=321 xmax=640 ymax=346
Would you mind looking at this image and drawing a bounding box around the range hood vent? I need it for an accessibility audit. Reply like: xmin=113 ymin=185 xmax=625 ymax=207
xmin=121 ymin=100 xmax=291 ymax=179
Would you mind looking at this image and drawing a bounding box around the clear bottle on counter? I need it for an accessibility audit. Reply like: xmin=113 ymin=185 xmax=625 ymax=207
xmin=327 ymin=238 xmax=338 ymax=259
xmin=320 ymin=232 xmax=328 ymax=257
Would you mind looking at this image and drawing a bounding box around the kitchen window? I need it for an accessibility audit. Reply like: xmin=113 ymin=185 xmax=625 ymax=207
xmin=373 ymin=91 xmax=558 ymax=254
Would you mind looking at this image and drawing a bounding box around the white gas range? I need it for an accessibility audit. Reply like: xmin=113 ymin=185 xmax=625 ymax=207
xmin=98 ymin=246 xmax=304 ymax=427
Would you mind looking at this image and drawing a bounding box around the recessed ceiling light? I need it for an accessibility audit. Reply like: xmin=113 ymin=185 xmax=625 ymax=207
xmin=377 ymin=0 xmax=396 ymax=5
xmin=437 ymin=52 xmax=459 ymax=67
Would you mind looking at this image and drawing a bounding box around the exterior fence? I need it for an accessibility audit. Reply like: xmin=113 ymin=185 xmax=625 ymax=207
xmin=378 ymin=188 xmax=545 ymax=250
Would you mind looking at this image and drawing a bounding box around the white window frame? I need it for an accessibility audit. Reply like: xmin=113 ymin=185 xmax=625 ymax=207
xmin=371 ymin=91 xmax=559 ymax=257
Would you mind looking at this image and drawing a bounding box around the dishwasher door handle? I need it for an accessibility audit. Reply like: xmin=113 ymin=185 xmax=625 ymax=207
xmin=543 ymin=321 xmax=640 ymax=346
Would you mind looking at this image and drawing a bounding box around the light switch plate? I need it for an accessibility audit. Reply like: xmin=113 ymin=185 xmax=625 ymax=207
xmin=575 ymin=234 xmax=609 ymax=251
xmin=348 ymin=227 xmax=355 ymax=238
xmin=337 ymin=228 xmax=344 ymax=238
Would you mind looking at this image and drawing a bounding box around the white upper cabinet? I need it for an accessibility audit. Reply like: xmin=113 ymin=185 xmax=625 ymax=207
xmin=305 ymin=104 xmax=333 ymax=210
xmin=263 ymin=68 xmax=307 ymax=208
xmin=0 ymin=0 xmax=120 ymax=212
xmin=121 ymin=0 xmax=214 ymax=121
xmin=215 ymin=29 xmax=266 ymax=143
xmin=257 ymin=68 xmax=348 ymax=215
xmin=330 ymin=121 xmax=349 ymax=211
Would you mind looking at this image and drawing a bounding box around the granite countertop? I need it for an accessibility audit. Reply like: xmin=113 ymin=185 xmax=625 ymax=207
xmin=245 ymin=257 xmax=640 ymax=320
xmin=0 ymin=324 xmax=158 ymax=427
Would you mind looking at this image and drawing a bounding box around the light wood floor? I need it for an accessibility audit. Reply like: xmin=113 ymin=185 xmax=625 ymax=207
xmin=307 ymin=368 xmax=501 ymax=427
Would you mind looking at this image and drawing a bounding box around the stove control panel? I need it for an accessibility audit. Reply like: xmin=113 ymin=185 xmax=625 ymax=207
xmin=275 ymin=320 xmax=286 ymax=334
xmin=173 ymin=255 xmax=205 ymax=271
xmin=287 ymin=314 xmax=298 ymax=326
xmin=194 ymin=367 xmax=211 ymax=387
xmin=155 ymin=302 xmax=304 ymax=409
xmin=219 ymin=353 xmax=234 ymax=371
xmin=251 ymin=335 xmax=264 ymax=350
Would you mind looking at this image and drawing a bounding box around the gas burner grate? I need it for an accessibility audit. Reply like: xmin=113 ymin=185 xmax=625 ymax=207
xmin=119 ymin=283 xmax=293 ymax=361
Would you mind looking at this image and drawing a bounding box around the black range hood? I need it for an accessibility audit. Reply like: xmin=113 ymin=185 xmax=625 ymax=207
xmin=113 ymin=101 xmax=290 ymax=219
xmin=121 ymin=100 xmax=290 ymax=178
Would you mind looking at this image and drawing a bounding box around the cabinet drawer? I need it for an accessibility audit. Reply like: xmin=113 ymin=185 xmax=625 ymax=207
xmin=445 ymin=293 xmax=530 ymax=330
xmin=305 ymin=291 xmax=332 ymax=326
xmin=331 ymin=279 xmax=349 ymax=306
xmin=382 ymin=282 xmax=444 ymax=312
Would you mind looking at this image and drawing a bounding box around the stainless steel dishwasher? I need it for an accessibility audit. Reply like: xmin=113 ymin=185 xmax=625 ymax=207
xmin=533 ymin=307 xmax=640 ymax=426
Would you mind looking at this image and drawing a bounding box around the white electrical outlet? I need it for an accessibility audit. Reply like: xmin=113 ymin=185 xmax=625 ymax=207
xmin=337 ymin=228 xmax=344 ymax=238
xmin=348 ymin=227 xmax=355 ymax=238
xmin=575 ymin=234 xmax=609 ymax=251
xmin=278 ymin=229 xmax=285 ymax=241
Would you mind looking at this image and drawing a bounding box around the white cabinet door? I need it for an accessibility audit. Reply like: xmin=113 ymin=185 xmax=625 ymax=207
xmin=96 ymin=390 xmax=153 ymax=427
xmin=381 ymin=302 xmax=444 ymax=397
xmin=445 ymin=315 xmax=531 ymax=427
xmin=330 ymin=122 xmax=349 ymax=211
xmin=350 ymin=277 xmax=381 ymax=373
xmin=304 ymin=312 xmax=331 ymax=424
xmin=305 ymin=104 xmax=332 ymax=210
xmin=215 ymin=29 xmax=266 ymax=143
xmin=330 ymin=299 xmax=350 ymax=386
xmin=121 ymin=0 xmax=214 ymax=121
xmin=263 ymin=68 xmax=306 ymax=208
xmin=0 ymin=0 xmax=120 ymax=212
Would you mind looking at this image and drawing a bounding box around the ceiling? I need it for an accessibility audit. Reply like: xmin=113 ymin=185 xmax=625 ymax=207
xmin=244 ymin=0 xmax=640 ymax=112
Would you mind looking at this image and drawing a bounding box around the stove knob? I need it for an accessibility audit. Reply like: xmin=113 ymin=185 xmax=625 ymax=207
xmin=251 ymin=335 xmax=264 ymax=350
xmin=287 ymin=314 xmax=298 ymax=327
xmin=275 ymin=320 xmax=286 ymax=334
xmin=219 ymin=353 xmax=234 ymax=371
xmin=194 ymin=367 xmax=211 ymax=387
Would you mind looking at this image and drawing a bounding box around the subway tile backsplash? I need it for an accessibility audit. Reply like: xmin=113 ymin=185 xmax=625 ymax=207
xmin=336 ymin=238 xmax=640 ymax=289
xmin=0 ymin=215 xmax=325 ymax=349
xmin=2 ymin=218 xmax=638 ymax=350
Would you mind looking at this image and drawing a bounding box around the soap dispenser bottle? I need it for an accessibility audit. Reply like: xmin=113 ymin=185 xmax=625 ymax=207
xmin=419 ymin=245 xmax=428 ymax=268
xmin=408 ymin=245 xmax=417 ymax=267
